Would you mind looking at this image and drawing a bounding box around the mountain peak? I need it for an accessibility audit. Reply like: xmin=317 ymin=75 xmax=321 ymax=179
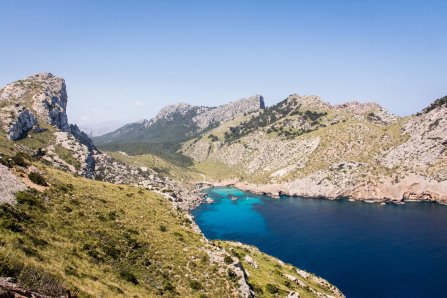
xmin=287 ymin=94 xmax=332 ymax=110
xmin=334 ymin=101 xmax=383 ymax=113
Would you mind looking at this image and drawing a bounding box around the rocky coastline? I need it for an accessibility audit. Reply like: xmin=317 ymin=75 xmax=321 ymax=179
xmin=204 ymin=178 xmax=447 ymax=205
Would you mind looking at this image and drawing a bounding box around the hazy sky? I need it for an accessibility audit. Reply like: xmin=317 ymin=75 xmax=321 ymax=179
xmin=1 ymin=0 xmax=446 ymax=125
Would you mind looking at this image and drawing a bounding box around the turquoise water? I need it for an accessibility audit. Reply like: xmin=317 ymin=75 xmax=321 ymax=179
xmin=191 ymin=187 xmax=447 ymax=298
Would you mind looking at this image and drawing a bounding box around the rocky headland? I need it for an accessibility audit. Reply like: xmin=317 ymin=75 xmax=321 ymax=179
xmin=183 ymin=94 xmax=447 ymax=206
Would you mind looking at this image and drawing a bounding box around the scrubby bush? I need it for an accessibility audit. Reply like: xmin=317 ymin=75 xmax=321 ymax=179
xmin=16 ymin=191 xmax=40 ymax=206
xmin=28 ymin=172 xmax=47 ymax=186
xmin=189 ymin=280 xmax=202 ymax=290
xmin=266 ymin=283 xmax=279 ymax=294
xmin=118 ymin=269 xmax=138 ymax=284
xmin=11 ymin=153 xmax=29 ymax=167
xmin=224 ymin=256 xmax=233 ymax=264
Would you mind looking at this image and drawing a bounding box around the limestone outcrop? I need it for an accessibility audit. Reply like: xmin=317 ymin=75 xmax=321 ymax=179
xmin=8 ymin=109 xmax=38 ymax=140
xmin=0 ymin=73 xmax=97 ymax=176
xmin=148 ymin=94 xmax=264 ymax=131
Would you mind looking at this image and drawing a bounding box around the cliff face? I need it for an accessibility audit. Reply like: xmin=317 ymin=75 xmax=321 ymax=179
xmin=0 ymin=73 xmax=70 ymax=133
xmin=146 ymin=95 xmax=264 ymax=131
xmin=182 ymin=94 xmax=447 ymax=204
xmin=0 ymin=73 xmax=96 ymax=176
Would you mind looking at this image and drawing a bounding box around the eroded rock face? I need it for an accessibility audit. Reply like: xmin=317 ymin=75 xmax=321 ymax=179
xmin=148 ymin=95 xmax=265 ymax=132
xmin=193 ymin=95 xmax=264 ymax=130
xmin=384 ymin=105 xmax=447 ymax=168
xmin=0 ymin=73 xmax=97 ymax=176
xmin=8 ymin=109 xmax=38 ymax=140
xmin=0 ymin=73 xmax=70 ymax=131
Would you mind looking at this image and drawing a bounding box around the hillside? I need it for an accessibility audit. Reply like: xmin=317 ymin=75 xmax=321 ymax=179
xmin=93 ymin=95 xmax=264 ymax=166
xmin=0 ymin=73 xmax=344 ymax=297
xmin=182 ymin=94 xmax=447 ymax=204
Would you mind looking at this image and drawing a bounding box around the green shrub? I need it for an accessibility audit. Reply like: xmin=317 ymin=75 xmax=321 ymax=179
xmin=224 ymin=256 xmax=233 ymax=264
xmin=173 ymin=231 xmax=183 ymax=241
xmin=0 ymin=203 xmax=29 ymax=232
xmin=16 ymin=191 xmax=40 ymax=206
xmin=0 ymin=218 xmax=21 ymax=232
xmin=28 ymin=172 xmax=48 ymax=186
xmin=12 ymin=153 xmax=29 ymax=167
xmin=163 ymin=281 xmax=176 ymax=292
xmin=201 ymin=254 xmax=209 ymax=264
xmin=189 ymin=280 xmax=202 ymax=290
xmin=118 ymin=269 xmax=138 ymax=284
xmin=266 ymin=284 xmax=279 ymax=294
xmin=0 ymin=254 xmax=67 ymax=296
xmin=227 ymin=269 xmax=237 ymax=281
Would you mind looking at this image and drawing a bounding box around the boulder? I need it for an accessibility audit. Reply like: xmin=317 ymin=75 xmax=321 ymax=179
xmin=244 ymin=255 xmax=258 ymax=269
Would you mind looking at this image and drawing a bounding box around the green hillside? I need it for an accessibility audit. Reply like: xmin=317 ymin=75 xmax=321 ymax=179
xmin=0 ymin=150 xmax=343 ymax=297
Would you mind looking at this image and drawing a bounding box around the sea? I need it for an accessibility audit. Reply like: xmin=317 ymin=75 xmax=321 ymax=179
xmin=191 ymin=186 xmax=447 ymax=298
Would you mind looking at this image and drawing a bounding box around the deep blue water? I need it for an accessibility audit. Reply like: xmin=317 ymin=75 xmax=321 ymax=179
xmin=191 ymin=187 xmax=447 ymax=298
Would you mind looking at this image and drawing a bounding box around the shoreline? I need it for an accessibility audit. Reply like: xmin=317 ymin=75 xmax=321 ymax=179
xmin=201 ymin=179 xmax=447 ymax=206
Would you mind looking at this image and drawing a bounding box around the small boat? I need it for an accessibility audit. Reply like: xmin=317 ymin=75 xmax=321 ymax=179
xmin=231 ymin=197 xmax=238 ymax=201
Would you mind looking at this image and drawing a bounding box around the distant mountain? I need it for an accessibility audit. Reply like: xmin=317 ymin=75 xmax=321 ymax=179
xmin=93 ymin=95 xmax=264 ymax=166
xmin=78 ymin=119 xmax=128 ymax=137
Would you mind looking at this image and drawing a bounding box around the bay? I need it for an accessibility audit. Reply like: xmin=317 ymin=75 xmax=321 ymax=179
xmin=191 ymin=186 xmax=447 ymax=297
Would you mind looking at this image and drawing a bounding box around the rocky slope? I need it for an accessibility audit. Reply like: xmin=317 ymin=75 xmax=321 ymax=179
xmin=93 ymin=95 xmax=265 ymax=162
xmin=183 ymin=94 xmax=447 ymax=204
xmin=0 ymin=73 xmax=207 ymax=210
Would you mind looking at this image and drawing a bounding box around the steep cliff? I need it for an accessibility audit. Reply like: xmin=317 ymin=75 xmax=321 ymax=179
xmin=0 ymin=73 xmax=96 ymax=176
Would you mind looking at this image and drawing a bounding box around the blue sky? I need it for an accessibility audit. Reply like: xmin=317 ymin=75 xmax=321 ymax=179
xmin=1 ymin=0 xmax=446 ymax=125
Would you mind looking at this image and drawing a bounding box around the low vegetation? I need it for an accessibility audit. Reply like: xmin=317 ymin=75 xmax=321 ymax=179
xmin=217 ymin=241 xmax=341 ymax=298
xmin=0 ymin=164 xmax=239 ymax=296
xmin=421 ymin=94 xmax=447 ymax=114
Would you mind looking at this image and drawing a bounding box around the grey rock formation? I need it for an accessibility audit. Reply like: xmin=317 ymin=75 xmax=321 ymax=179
xmin=0 ymin=164 xmax=26 ymax=205
xmin=8 ymin=109 xmax=38 ymax=140
xmin=193 ymin=95 xmax=264 ymax=130
xmin=148 ymin=95 xmax=264 ymax=132
xmin=148 ymin=102 xmax=210 ymax=126
xmin=70 ymin=124 xmax=97 ymax=151
xmin=244 ymin=255 xmax=258 ymax=269
xmin=0 ymin=73 xmax=70 ymax=131
xmin=384 ymin=104 xmax=447 ymax=168
xmin=284 ymin=274 xmax=306 ymax=287
xmin=0 ymin=73 xmax=97 ymax=176
xmin=287 ymin=94 xmax=332 ymax=110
